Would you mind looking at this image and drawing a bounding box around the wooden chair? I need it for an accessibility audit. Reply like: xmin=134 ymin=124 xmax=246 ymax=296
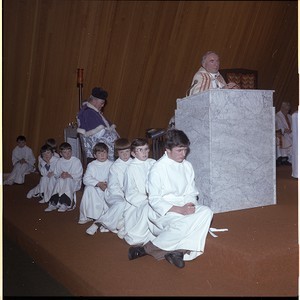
xmin=219 ymin=68 xmax=258 ymax=89
xmin=146 ymin=128 xmax=166 ymax=160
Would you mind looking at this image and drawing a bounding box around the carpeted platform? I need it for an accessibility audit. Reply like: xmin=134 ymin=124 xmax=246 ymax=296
xmin=3 ymin=166 xmax=298 ymax=296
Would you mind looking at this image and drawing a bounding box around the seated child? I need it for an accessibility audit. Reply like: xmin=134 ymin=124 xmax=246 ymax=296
xmin=27 ymin=144 xmax=60 ymax=203
xmin=85 ymin=138 xmax=132 ymax=235
xmin=4 ymin=135 xmax=36 ymax=185
xmin=36 ymin=138 xmax=60 ymax=173
xmin=78 ymin=142 xmax=113 ymax=225
xmin=117 ymin=138 xmax=156 ymax=245
xmin=44 ymin=142 xmax=83 ymax=212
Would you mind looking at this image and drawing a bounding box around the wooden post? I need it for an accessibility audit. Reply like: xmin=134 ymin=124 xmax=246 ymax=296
xmin=77 ymin=68 xmax=84 ymax=109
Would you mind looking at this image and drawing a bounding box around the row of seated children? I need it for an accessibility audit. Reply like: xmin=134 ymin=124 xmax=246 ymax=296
xmin=23 ymin=136 xmax=131 ymax=223
xmin=4 ymin=136 xmax=60 ymax=187
xmin=79 ymin=137 xmax=155 ymax=239
xmin=78 ymin=138 xmax=132 ymax=235
xmin=77 ymin=130 xmax=214 ymax=269
xmin=4 ymin=136 xmax=82 ymax=213
xmin=43 ymin=142 xmax=83 ymax=212
xmin=6 ymin=135 xmax=155 ymax=239
xmin=25 ymin=140 xmax=83 ymax=212
xmin=6 ymin=130 xmax=214 ymax=269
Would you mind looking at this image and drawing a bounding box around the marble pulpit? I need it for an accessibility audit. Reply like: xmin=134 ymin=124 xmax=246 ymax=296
xmin=175 ymin=89 xmax=276 ymax=213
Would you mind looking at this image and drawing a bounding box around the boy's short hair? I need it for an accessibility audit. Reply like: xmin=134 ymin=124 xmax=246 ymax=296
xmin=59 ymin=142 xmax=72 ymax=151
xmin=46 ymin=138 xmax=57 ymax=149
xmin=131 ymin=138 xmax=148 ymax=152
xmin=40 ymin=144 xmax=54 ymax=155
xmin=93 ymin=142 xmax=108 ymax=154
xmin=164 ymin=129 xmax=190 ymax=150
xmin=114 ymin=138 xmax=131 ymax=151
xmin=16 ymin=135 xmax=26 ymax=142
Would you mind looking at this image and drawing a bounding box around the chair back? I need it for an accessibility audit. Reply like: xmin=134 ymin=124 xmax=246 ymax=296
xmin=146 ymin=128 xmax=166 ymax=160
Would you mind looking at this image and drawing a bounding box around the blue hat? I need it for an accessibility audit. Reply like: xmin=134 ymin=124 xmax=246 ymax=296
xmin=91 ymin=87 xmax=108 ymax=101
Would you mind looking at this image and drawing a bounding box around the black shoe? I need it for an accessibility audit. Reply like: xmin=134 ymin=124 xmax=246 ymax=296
xmin=128 ymin=246 xmax=146 ymax=260
xmin=276 ymin=158 xmax=282 ymax=167
xmin=164 ymin=252 xmax=185 ymax=268
xmin=59 ymin=193 xmax=71 ymax=206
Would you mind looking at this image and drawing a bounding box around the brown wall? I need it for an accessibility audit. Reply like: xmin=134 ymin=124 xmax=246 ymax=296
xmin=3 ymin=0 xmax=298 ymax=172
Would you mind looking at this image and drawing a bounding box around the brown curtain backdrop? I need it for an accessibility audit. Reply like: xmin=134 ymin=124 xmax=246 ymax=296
xmin=3 ymin=0 xmax=298 ymax=172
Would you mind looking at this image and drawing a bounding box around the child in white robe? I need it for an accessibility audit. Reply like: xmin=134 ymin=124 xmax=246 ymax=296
xmin=78 ymin=142 xmax=113 ymax=225
xmin=4 ymin=135 xmax=36 ymax=185
xmin=27 ymin=144 xmax=60 ymax=203
xmin=118 ymin=138 xmax=156 ymax=245
xmin=85 ymin=138 xmax=132 ymax=235
xmin=36 ymin=138 xmax=60 ymax=170
xmin=44 ymin=142 xmax=83 ymax=213
xmin=128 ymin=129 xmax=213 ymax=269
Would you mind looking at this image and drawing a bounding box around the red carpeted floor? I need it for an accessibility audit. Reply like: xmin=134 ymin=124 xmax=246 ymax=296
xmin=3 ymin=165 xmax=298 ymax=297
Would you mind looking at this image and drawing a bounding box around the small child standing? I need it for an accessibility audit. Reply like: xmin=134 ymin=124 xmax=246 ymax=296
xmin=44 ymin=142 xmax=83 ymax=212
xmin=78 ymin=142 xmax=113 ymax=225
xmin=27 ymin=144 xmax=60 ymax=203
xmin=85 ymin=138 xmax=132 ymax=235
xmin=118 ymin=138 xmax=156 ymax=244
xmin=4 ymin=135 xmax=36 ymax=185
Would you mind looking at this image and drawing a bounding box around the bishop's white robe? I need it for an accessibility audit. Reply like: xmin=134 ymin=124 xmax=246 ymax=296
xmin=189 ymin=67 xmax=227 ymax=96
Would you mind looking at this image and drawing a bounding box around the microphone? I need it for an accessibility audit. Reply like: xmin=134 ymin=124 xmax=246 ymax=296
xmin=186 ymin=80 xmax=198 ymax=97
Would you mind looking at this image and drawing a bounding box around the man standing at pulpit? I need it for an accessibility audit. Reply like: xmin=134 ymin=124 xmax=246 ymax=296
xmin=188 ymin=51 xmax=238 ymax=96
xmin=169 ymin=51 xmax=238 ymax=129
xmin=77 ymin=87 xmax=119 ymax=162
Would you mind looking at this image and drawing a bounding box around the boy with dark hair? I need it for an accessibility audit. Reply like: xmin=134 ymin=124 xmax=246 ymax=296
xmin=87 ymin=138 xmax=133 ymax=235
xmin=128 ymin=129 xmax=213 ymax=269
xmin=27 ymin=144 xmax=60 ymax=203
xmin=119 ymin=138 xmax=156 ymax=244
xmin=44 ymin=142 xmax=83 ymax=212
xmin=78 ymin=142 xmax=113 ymax=227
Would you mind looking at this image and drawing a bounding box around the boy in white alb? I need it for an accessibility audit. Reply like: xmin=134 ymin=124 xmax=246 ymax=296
xmin=27 ymin=144 xmax=60 ymax=203
xmin=118 ymin=138 xmax=156 ymax=245
xmin=128 ymin=129 xmax=213 ymax=269
xmin=4 ymin=135 xmax=36 ymax=185
xmin=78 ymin=142 xmax=113 ymax=225
xmin=45 ymin=142 xmax=83 ymax=212
xmin=86 ymin=138 xmax=132 ymax=235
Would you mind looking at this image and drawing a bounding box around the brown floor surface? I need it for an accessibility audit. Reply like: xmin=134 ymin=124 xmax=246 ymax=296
xmin=3 ymin=165 xmax=298 ymax=297
xmin=3 ymin=233 xmax=72 ymax=296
